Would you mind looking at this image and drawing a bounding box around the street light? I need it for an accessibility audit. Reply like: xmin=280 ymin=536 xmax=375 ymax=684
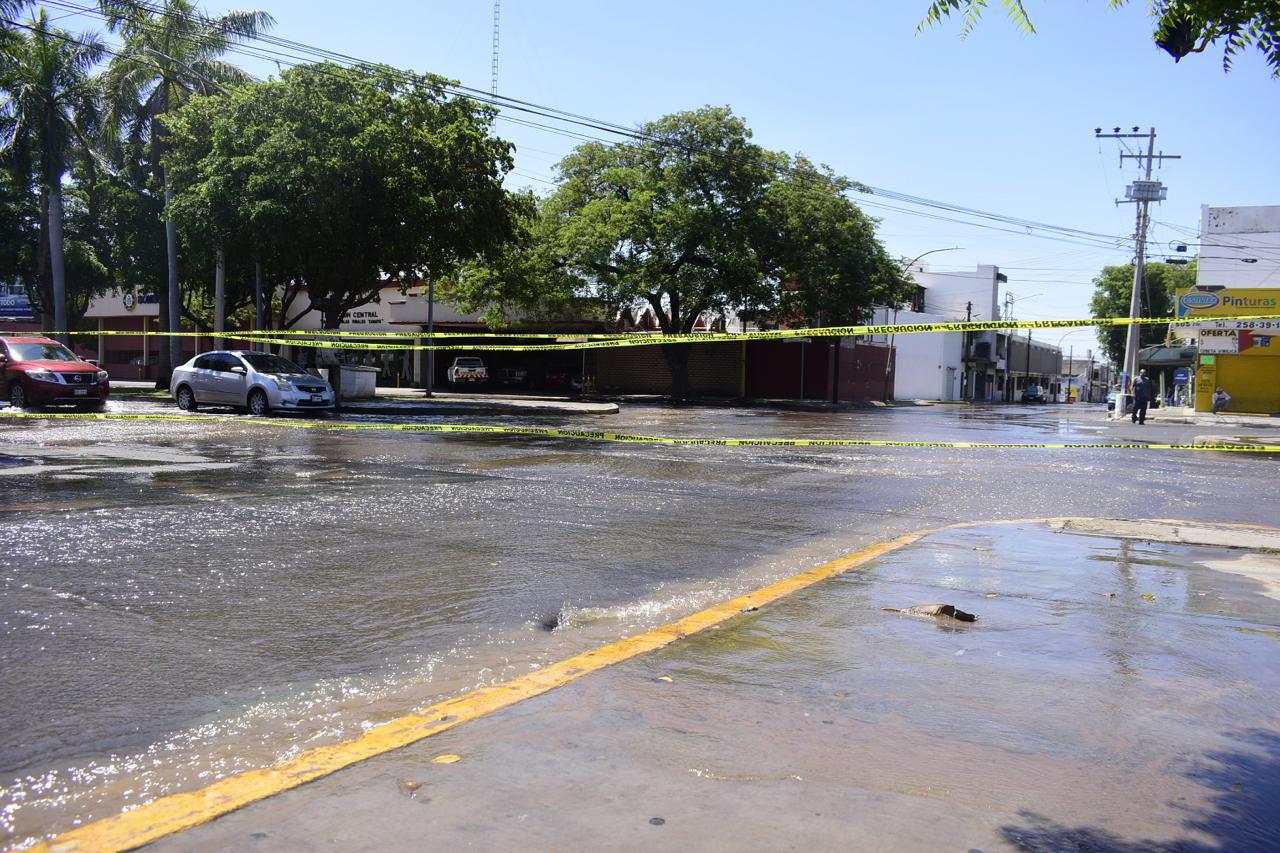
xmin=882 ymin=247 xmax=963 ymax=402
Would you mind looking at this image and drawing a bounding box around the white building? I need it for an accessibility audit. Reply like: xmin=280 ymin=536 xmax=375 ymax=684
xmin=874 ymin=263 xmax=1021 ymax=402
xmin=1197 ymin=205 xmax=1280 ymax=287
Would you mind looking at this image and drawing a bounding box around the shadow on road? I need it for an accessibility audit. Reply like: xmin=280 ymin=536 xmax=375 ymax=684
xmin=1002 ymin=728 xmax=1280 ymax=852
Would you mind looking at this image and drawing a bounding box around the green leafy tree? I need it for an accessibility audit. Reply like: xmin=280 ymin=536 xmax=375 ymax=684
xmin=919 ymin=1 xmax=1280 ymax=77
xmin=99 ymin=0 xmax=272 ymax=376
xmin=1089 ymin=259 xmax=1198 ymax=365
xmin=452 ymin=107 xmax=908 ymax=399
xmin=164 ymin=62 xmax=525 ymax=382
xmin=0 ymin=10 xmax=103 ymax=339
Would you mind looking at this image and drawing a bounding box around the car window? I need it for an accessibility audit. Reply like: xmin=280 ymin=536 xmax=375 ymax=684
xmin=7 ymin=342 xmax=79 ymax=362
xmin=240 ymin=352 xmax=307 ymax=375
xmin=216 ymin=354 xmax=246 ymax=373
xmin=193 ymin=354 xmax=218 ymax=370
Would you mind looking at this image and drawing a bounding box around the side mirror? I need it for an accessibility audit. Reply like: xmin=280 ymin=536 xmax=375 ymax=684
xmin=230 ymin=366 xmax=247 ymax=376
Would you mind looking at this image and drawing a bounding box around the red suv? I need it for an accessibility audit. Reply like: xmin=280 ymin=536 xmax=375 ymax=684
xmin=1 ymin=336 xmax=110 ymax=410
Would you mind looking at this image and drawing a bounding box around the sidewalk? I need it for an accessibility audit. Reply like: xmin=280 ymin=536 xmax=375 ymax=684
xmin=1143 ymin=406 xmax=1280 ymax=429
xmin=109 ymin=381 xmax=619 ymax=416
xmin=123 ymin=518 xmax=1280 ymax=853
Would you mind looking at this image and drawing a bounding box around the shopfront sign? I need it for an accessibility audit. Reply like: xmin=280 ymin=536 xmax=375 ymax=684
xmin=1176 ymin=286 xmax=1280 ymax=319
xmin=1199 ymin=328 xmax=1240 ymax=354
xmin=0 ymin=290 xmax=33 ymax=321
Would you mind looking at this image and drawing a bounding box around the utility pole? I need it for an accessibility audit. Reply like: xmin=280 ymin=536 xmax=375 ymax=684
xmin=1094 ymin=127 xmax=1180 ymax=419
xmin=1002 ymin=292 xmax=1013 ymax=402
xmin=964 ymin=301 xmax=973 ymax=400
xmin=1025 ymin=329 xmax=1032 ymax=394
xmin=1087 ymin=349 xmax=1093 ymax=402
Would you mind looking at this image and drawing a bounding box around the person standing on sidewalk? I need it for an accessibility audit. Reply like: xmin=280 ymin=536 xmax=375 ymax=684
xmin=1132 ymin=369 xmax=1153 ymax=425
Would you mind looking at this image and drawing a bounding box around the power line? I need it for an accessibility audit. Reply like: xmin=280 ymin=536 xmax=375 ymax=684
xmin=21 ymin=1 xmax=1137 ymax=253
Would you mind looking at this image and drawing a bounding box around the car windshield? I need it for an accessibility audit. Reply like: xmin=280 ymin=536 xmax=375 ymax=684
xmin=240 ymin=353 xmax=308 ymax=375
xmin=8 ymin=342 xmax=79 ymax=362
xmin=456 ymin=358 xmax=483 ymax=367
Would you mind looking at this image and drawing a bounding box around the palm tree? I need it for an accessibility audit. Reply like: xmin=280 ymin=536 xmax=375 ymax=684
xmin=99 ymin=0 xmax=272 ymax=377
xmin=1 ymin=10 xmax=103 ymax=342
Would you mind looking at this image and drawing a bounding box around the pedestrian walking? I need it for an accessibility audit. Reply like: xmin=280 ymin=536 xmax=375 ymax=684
xmin=1132 ymin=369 xmax=1153 ymax=425
xmin=1212 ymin=387 xmax=1232 ymax=414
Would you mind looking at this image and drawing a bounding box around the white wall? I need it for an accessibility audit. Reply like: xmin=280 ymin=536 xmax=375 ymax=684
xmin=907 ymin=263 xmax=1002 ymax=323
xmin=1198 ymin=205 xmax=1280 ymax=289
xmin=872 ymin=308 xmax=962 ymax=400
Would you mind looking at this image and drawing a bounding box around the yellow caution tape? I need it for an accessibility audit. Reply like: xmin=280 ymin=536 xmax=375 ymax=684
xmin=3 ymin=411 xmax=1277 ymax=452
xmin=40 ymin=314 xmax=1280 ymax=352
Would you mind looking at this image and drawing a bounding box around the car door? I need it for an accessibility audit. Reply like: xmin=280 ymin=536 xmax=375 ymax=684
xmin=208 ymin=354 xmax=249 ymax=404
xmin=187 ymin=354 xmax=218 ymax=402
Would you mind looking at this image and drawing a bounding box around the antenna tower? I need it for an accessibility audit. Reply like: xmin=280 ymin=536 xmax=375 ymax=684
xmin=491 ymin=0 xmax=501 ymax=96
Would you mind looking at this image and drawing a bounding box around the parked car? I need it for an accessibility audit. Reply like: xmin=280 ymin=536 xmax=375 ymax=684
xmin=447 ymin=357 xmax=488 ymax=389
xmin=0 ymin=335 xmax=109 ymax=410
xmin=495 ymin=366 xmax=528 ymax=387
xmin=170 ymin=350 xmax=334 ymax=415
xmin=1020 ymin=384 xmax=1046 ymax=403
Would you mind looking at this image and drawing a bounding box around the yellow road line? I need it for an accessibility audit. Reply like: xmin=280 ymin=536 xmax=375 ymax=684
xmin=3 ymin=411 xmax=1279 ymax=453
xmin=21 ymin=515 xmax=1278 ymax=852
xmin=24 ymin=520 xmax=984 ymax=852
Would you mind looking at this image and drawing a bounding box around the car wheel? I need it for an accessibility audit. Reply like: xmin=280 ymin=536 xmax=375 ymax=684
xmin=8 ymin=383 xmax=28 ymax=410
xmin=175 ymin=385 xmax=198 ymax=412
xmin=247 ymin=388 xmax=270 ymax=416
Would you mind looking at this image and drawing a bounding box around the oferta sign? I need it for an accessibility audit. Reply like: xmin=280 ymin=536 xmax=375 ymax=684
xmin=1176 ymin=286 xmax=1280 ymax=319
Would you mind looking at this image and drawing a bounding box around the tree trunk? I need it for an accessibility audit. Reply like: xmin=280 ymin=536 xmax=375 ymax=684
xmin=321 ymin=305 xmax=343 ymax=410
xmin=254 ymin=261 xmax=266 ymax=351
xmin=213 ymin=246 xmax=226 ymax=349
xmin=35 ymin=191 xmax=52 ymax=332
xmin=154 ymin=286 xmax=172 ymax=388
xmin=163 ymin=169 xmax=181 ymax=378
xmin=661 ymin=342 xmax=692 ymax=402
xmin=46 ymin=185 xmax=69 ymax=345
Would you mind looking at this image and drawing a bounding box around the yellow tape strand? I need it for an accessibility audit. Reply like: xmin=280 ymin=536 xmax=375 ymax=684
xmin=2 ymin=411 xmax=1277 ymax=453
xmin=37 ymin=314 xmax=1280 ymax=352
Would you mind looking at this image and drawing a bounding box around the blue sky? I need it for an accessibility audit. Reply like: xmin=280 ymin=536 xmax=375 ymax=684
xmin=51 ymin=0 xmax=1280 ymax=355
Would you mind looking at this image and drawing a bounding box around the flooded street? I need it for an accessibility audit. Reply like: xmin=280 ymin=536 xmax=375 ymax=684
xmin=2 ymin=403 xmax=1278 ymax=848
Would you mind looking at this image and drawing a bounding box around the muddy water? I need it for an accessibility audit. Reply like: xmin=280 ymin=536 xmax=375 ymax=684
xmin=1 ymin=405 xmax=1277 ymax=846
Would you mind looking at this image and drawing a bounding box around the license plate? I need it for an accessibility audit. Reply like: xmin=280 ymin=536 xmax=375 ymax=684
xmin=74 ymin=389 xmax=87 ymax=396
xmin=311 ymin=395 xmax=323 ymax=402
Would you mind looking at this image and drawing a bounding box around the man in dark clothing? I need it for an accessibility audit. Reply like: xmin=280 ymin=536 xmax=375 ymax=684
xmin=1132 ymin=369 xmax=1153 ymax=425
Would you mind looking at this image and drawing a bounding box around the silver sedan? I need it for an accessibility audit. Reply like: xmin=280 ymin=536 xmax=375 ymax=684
xmin=170 ymin=351 xmax=335 ymax=415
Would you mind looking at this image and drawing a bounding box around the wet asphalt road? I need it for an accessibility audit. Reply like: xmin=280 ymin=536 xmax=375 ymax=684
xmin=1 ymin=402 xmax=1277 ymax=846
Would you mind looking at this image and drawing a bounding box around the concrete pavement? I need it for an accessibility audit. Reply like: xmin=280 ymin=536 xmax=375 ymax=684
xmin=138 ymin=518 xmax=1280 ymax=853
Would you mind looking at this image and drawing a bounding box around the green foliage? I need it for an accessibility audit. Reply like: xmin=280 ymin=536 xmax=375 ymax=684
xmin=100 ymin=0 xmax=275 ymax=131
xmin=918 ymin=1 xmax=1036 ymax=37
xmin=451 ymin=106 xmax=907 ymax=396
xmin=164 ymin=62 xmax=524 ymax=329
xmin=920 ymin=1 xmax=1280 ymax=76
xmin=0 ymin=10 xmax=105 ymax=330
xmin=1089 ymin=259 xmax=1198 ymax=365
